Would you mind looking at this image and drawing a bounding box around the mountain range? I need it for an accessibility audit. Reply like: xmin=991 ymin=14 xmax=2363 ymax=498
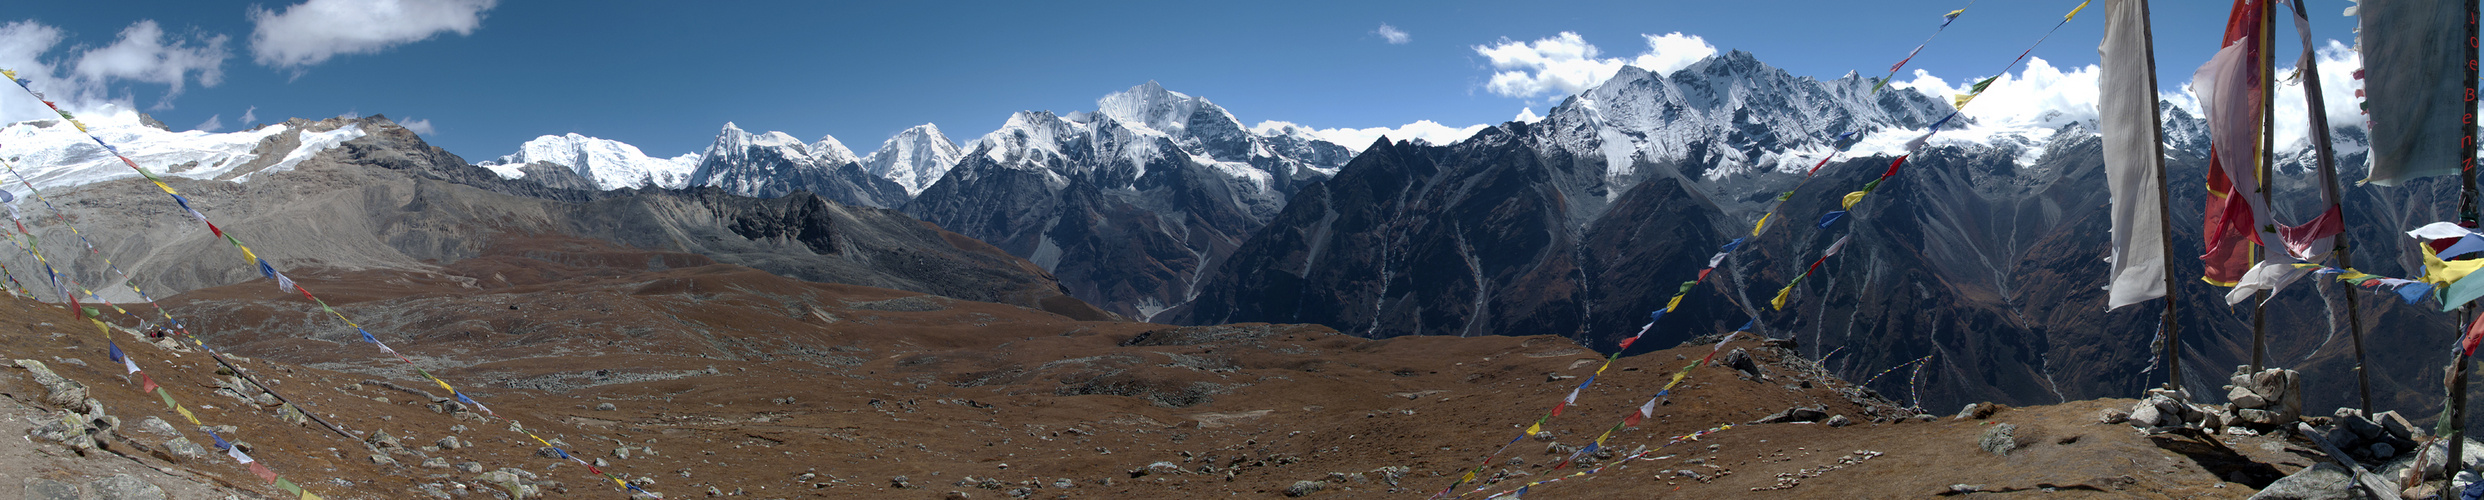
xmin=0 ymin=48 xmax=2465 ymax=416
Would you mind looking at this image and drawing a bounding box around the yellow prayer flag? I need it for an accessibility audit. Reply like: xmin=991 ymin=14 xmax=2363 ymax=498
xmin=302 ymin=491 xmax=322 ymax=500
xmin=432 ymin=378 xmax=454 ymax=391
xmin=176 ymin=406 xmax=199 ymax=425
xmin=1771 ymin=286 xmax=1794 ymax=310
xmin=1953 ymin=93 xmax=1977 ymax=108
xmin=1460 ymin=470 xmax=1478 ymax=483
xmin=1664 ymin=294 xmax=1684 ymax=312
xmin=1842 ymin=191 xmax=1868 ymax=210
xmin=91 ymin=319 xmax=108 ymax=337
xmin=1 ymin=70 xmax=15 ymax=80
xmin=2423 ymin=250 xmax=2484 ymax=286
xmin=1594 ymin=359 xmax=1613 ymax=375
xmin=2337 ymin=270 xmax=2373 ymax=281
xmin=2063 ymin=0 xmax=2090 ymax=21
xmin=152 ymin=181 xmax=178 ymax=195
xmin=1524 ymin=423 xmax=1542 ymax=436
xmin=239 ymin=247 xmax=259 ymax=265
xmin=1751 ymin=214 xmax=1770 ymax=236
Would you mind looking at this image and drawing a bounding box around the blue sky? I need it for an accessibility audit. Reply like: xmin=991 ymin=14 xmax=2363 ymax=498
xmin=0 ymin=0 xmax=2359 ymax=160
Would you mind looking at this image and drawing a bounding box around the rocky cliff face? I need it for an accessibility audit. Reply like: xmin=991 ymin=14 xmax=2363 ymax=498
xmin=683 ymin=123 xmax=910 ymax=208
xmin=902 ymin=82 xmax=1354 ymax=320
xmin=1174 ymin=50 xmax=2465 ymax=414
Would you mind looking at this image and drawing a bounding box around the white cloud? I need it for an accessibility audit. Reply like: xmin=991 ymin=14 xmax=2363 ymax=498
xmin=0 ymin=20 xmax=233 ymax=122
xmin=0 ymin=21 xmax=70 ymax=123
xmin=1376 ymin=24 xmax=1410 ymax=45
xmin=238 ymin=105 xmax=257 ymax=125
xmin=398 ymin=117 xmax=434 ymax=135
xmin=1632 ymin=33 xmax=1718 ymax=78
xmin=250 ymin=0 xmax=498 ymax=68
xmin=1254 ymin=119 xmax=1489 ymax=152
xmin=1475 ymin=31 xmax=1717 ymax=98
xmin=1854 ymin=40 xmax=2363 ymax=164
xmin=72 ymin=20 xmax=229 ymax=110
xmin=192 ymin=113 xmax=223 ymax=132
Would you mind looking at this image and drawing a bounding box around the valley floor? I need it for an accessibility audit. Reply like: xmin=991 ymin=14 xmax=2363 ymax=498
xmin=0 ymin=282 xmax=2321 ymax=499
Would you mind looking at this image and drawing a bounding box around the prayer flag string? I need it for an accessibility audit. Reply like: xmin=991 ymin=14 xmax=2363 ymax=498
xmin=0 ymin=71 xmax=664 ymax=499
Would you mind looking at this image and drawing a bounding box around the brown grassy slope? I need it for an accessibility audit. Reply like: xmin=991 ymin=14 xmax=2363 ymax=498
xmin=0 ymin=238 xmax=2340 ymax=498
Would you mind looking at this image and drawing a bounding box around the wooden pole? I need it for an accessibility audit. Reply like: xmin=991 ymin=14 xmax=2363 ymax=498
xmin=2446 ymin=0 xmax=2480 ymax=476
xmin=2139 ymin=0 xmax=2183 ymax=396
xmin=2249 ymin=0 xmax=2275 ymax=373
xmin=2284 ymin=0 xmax=2372 ymax=412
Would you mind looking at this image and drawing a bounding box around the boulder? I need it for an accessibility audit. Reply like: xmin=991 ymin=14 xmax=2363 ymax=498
xmin=159 ymin=437 xmax=209 ymax=462
xmin=2374 ymin=411 xmax=2418 ymax=441
xmin=1721 ymin=349 xmax=1765 ymax=379
xmin=24 ymin=478 xmax=79 ymax=500
xmin=2095 ymin=408 xmax=2129 ymax=425
xmin=2228 ymin=387 xmax=2266 ymax=408
xmin=134 ymin=416 xmax=178 ymax=436
xmin=2337 ymin=413 xmax=2384 ymax=441
xmin=14 ymin=360 xmax=89 ymax=411
xmin=1825 ymin=415 xmax=1854 ymax=428
xmin=1753 ymin=405 xmax=1829 ymax=424
xmin=2246 ymin=462 xmax=2352 ymax=500
xmin=2128 ymin=403 xmax=2164 ymax=427
xmin=1284 ymin=480 xmax=1325 ymax=497
xmin=85 ymin=475 xmax=165 ymax=500
xmin=1979 ymin=423 xmax=2020 ymax=456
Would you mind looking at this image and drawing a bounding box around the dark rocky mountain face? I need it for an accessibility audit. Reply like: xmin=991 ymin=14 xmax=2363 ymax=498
xmin=1174 ymin=51 xmax=2476 ymax=416
xmin=684 ymin=123 xmax=910 ymax=209
xmin=902 ymin=83 xmax=1355 ymax=320
xmin=11 ymin=115 xmax=1110 ymax=321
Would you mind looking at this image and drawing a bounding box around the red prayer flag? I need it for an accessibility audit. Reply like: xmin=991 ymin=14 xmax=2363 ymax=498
xmin=1549 ymin=400 xmax=1568 ymax=417
xmin=1881 ymin=156 xmax=1908 ymax=178
xmin=2463 ymin=316 xmax=2484 ymax=357
xmin=206 ymin=222 xmax=222 ymax=238
xmin=2201 ymin=0 xmax=2267 ymax=286
xmin=249 ymin=462 xmax=277 ymax=483
xmin=139 ymin=373 xmax=158 ymax=393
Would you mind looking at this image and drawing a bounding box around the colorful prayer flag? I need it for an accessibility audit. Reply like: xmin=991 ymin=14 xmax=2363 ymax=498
xmin=1817 ymin=211 xmax=1846 ymax=229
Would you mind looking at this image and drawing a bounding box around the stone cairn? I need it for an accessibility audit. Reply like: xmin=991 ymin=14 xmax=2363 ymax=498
xmin=2120 ymin=366 xmax=2303 ymax=436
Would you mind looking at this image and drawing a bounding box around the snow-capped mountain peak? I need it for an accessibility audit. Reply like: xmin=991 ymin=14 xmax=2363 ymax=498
xmin=684 ymin=122 xmax=909 ymax=208
xmin=475 ymin=132 xmax=698 ymax=190
xmin=1540 ymin=49 xmax=1956 ymax=182
xmin=809 ymin=134 xmax=859 ymax=167
xmin=1095 ymin=80 xmax=1238 ymax=139
xmin=860 ymin=123 xmax=962 ymax=196
xmin=0 ymin=104 xmax=370 ymax=194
